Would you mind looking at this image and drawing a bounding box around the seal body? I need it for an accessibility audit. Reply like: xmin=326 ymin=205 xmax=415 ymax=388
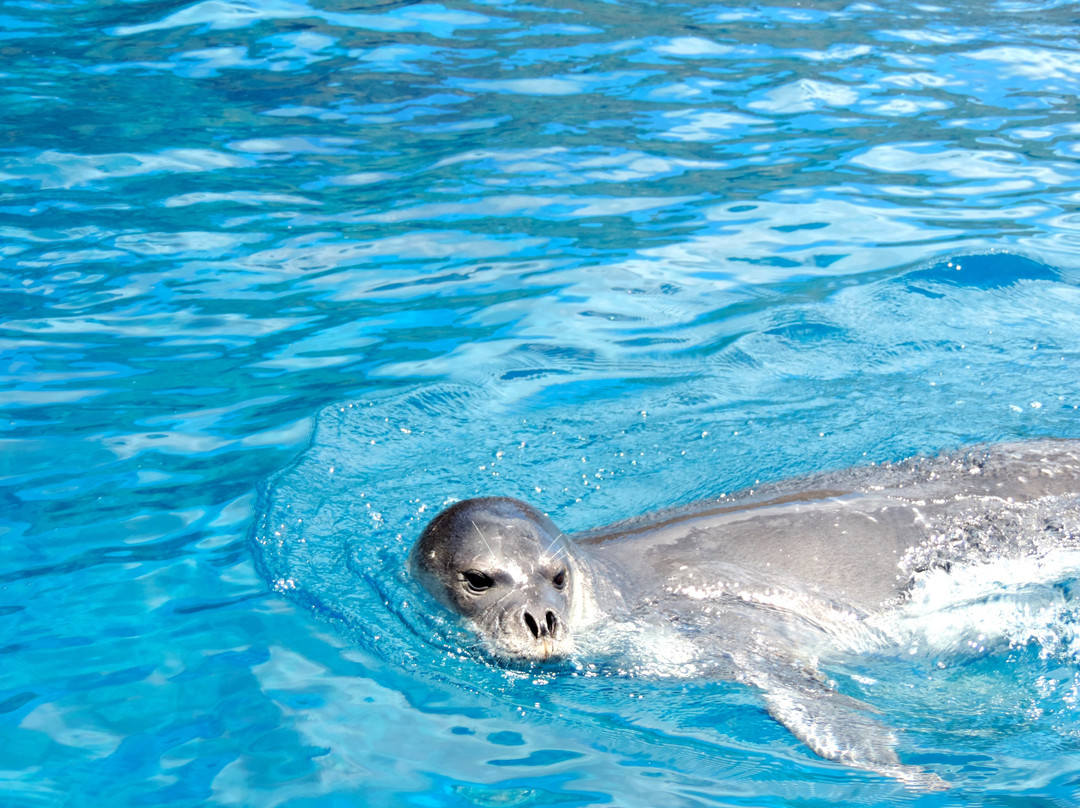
xmin=411 ymin=441 xmax=1080 ymax=786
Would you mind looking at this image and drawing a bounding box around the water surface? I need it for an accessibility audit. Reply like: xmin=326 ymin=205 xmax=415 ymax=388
xmin=4 ymin=0 xmax=1080 ymax=805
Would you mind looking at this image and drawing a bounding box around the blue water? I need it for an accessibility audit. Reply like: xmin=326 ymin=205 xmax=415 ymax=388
xmin=4 ymin=0 xmax=1080 ymax=804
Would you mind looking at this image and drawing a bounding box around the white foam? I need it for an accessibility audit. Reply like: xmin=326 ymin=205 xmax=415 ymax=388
xmin=869 ymin=551 xmax=1080 ymax=660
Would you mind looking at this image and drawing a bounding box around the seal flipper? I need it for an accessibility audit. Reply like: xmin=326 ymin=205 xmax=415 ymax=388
xmin=750 ymin=671 xmax=948 ymax=790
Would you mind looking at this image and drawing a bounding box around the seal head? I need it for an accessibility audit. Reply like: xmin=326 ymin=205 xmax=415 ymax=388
xmin=411 ymin=497 xmax=579 ymax=662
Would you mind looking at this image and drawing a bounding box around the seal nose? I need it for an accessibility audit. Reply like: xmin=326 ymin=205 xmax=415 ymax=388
xmin=523 ymin=609 xmax=559 ymax=639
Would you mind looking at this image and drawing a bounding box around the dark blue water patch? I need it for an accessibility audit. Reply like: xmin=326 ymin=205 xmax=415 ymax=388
xmin=0 ymin=535 xmax=197 ymax=585
xmin=762 ymin=320 xmax=847 ymax=343
xmin=907 ymin=254 xmax=1065 ymax=289
xmin=487 ymin=730 xmax=526 ymax=746
xmin=171 ymin=590 xmax=269 ymax=615
xmin=500 ymin=368 xmax=573 ymax=381
xmin=488 ymin=749 xmax=584 ymax=768
xmin=0 ymin=691 xmax=38 ymax=715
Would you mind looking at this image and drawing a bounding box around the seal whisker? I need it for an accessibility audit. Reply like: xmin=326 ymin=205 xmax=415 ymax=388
xmin=470 ymin=518 xmax=497 ymax=560
xmin=544 ymin=532 xmax=568 ymax=561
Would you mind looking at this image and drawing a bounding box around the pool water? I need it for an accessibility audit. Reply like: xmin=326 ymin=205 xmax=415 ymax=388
xmin=4 ymin=0 xmax=1080 ymax=805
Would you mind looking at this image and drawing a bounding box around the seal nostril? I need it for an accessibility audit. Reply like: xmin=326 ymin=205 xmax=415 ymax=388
xmin=523 ymin=611 xmax=540 ymax=638
xmin=546 ymin=610 xmax=558 ymax=636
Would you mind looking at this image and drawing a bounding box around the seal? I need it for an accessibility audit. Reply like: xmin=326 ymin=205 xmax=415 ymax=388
xmin=410 ymin=441 xmax=1080 ymax=787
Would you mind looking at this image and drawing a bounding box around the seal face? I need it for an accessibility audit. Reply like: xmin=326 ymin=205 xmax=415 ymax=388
xmin=410 ymin=497 xmax=579 ymax=661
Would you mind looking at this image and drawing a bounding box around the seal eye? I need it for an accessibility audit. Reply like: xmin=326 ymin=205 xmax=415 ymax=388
xmin=552 ymin=570 xmax=567 ymax=591
xmin=463 ymin=570 xmax=495 ymax=593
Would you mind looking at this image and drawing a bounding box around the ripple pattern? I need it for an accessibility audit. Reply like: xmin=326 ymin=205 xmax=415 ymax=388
xmin=3 ymin=0 xmax=1080 ymax=805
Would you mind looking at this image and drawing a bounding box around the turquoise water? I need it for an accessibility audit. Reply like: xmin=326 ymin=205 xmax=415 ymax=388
xmin=4 ymin=0 xmax=1080 ymax=804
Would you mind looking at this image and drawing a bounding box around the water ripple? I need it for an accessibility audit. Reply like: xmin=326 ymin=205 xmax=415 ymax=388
xmin=5 ymin=0 xmax=1080 ymax=803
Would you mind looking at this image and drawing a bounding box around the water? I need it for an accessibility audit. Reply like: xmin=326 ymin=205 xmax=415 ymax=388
xmin=4 ymin=0 xmax=1080 ymax=804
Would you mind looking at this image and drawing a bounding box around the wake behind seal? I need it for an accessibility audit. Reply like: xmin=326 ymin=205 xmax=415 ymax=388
xmin=409 ymin=441 xmax=1080 ymax=788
